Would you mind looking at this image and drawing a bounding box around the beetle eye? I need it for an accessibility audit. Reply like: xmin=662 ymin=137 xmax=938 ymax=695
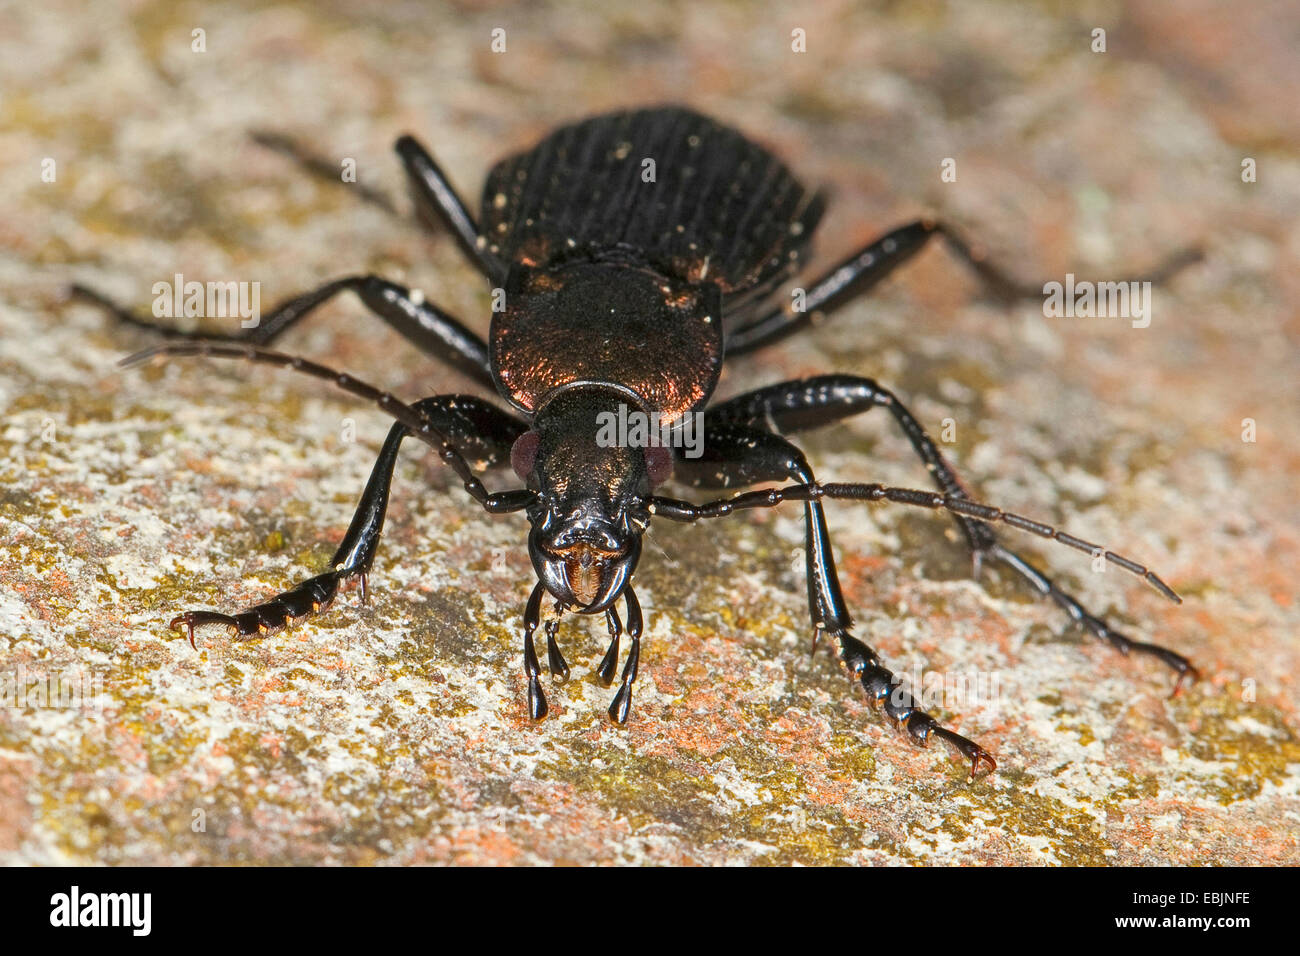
xmin=511 ymin=431 xmax=540 ymax=482
xmin=645 ymin=445 xmax=673 ymax=487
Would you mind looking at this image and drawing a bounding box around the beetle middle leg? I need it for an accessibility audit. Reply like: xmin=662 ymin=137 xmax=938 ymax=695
xmin=70 ymin=274 xmax=495 ymax=389
xmin=667 ymin=423 xmax=996 ymax=776
xmin=724 ymin=218 xmax=1202 ymax=355
xmin=704 ymin=376 xmax=1197 ymax=689
xmin=170 ymin=394 xmax=528 ymax=645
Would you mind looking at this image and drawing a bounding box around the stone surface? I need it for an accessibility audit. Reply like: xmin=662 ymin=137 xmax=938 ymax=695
xmin=1 ymin=0 xmax=1297 ymax=865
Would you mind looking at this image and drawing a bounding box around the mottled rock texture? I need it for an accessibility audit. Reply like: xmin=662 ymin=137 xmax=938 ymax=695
xmin=1 ymin=0 xmax=1296 ymax=865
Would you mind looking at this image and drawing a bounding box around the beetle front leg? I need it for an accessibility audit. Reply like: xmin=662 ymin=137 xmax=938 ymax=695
xmin=171 ymin=395 xmax=528 ymax=646
xmin=838 ymin=632 xmax=996 ymax=776
xmin=171 ymin=407 xmax=409 ymax=646
xmin=668 ymin=425 xmax=996 ymax=776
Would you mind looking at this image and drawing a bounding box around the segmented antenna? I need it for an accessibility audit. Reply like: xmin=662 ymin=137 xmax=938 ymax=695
xmin=649 ymin=482 xmax=1182 ymax=604
xmin=119 ymin=341 xmax=523 ymax=511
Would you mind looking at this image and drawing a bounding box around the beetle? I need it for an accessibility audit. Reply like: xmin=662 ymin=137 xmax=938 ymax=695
xmin=74 ymin=106 xmax=1200 ymax=776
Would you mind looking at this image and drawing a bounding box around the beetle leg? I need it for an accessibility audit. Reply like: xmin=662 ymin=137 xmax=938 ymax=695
xmin=667 ymin=424 xmax=995 ymax=776
xmin=248 ymin=129 xmax=400 ymax=215
xmin=708 ymin=374 xmax=992 ymax=549
xmin=168 ymin=395 xmax=529 ymax=647
xmin=70 ymin=274 xmax=495 ymax=389
xmin=244 ymin=129 xmax=504 ymax=282
xmin=724 ymin=218 xmax=1202 ymax=356
xmin=702 ymin=375 xmax=1196 ymax=689
xmin=838 ymin=632 xmax=996 ymax=777
xmin=988 ymin=544 xmax=1198 ymax=697
xmin=394 ymin=134 xmax=508 ymax=283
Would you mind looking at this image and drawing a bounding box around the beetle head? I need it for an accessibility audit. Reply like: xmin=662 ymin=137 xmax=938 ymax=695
xmin=512 ymin=386 xmax=672 ymax=613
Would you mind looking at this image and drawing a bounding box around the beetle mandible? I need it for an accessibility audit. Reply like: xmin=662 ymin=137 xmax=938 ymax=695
xmin=77 ymin=107 xmax=1200 ymax=776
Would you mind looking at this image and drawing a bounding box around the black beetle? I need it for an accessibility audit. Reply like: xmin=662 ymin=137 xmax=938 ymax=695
xmin=75 ymin=106 xmax=1200 ymax=776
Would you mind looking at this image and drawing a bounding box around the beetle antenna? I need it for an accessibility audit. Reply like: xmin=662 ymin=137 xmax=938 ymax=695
xmin=119 ymin=341 xmax=525 ymax=511
xmin=649 ymin=481 xmax=1181 ymax=604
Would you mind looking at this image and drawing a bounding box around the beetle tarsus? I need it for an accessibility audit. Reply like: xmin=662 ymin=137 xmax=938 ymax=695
xmin=169 ymin=569 xmax=355 ymax=647
xmin=838 ymin=631 xmax=996 ymax=778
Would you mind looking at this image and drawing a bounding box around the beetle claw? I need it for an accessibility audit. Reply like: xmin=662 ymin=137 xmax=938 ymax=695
xmin=170 ymin=610 xmax=237 ymax=649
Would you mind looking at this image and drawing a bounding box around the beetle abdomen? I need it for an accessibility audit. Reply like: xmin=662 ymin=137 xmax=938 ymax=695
xmin=480 ymin=106 xmax=825 ymax=297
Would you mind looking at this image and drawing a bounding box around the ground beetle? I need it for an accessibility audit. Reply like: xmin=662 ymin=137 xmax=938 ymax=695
xmin=74 ymin=106 xmax=1200 ymax=776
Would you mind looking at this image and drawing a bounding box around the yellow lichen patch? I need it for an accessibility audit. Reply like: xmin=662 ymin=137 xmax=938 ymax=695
xmin=1178 ymin=691 xmax=1300 ymax=805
